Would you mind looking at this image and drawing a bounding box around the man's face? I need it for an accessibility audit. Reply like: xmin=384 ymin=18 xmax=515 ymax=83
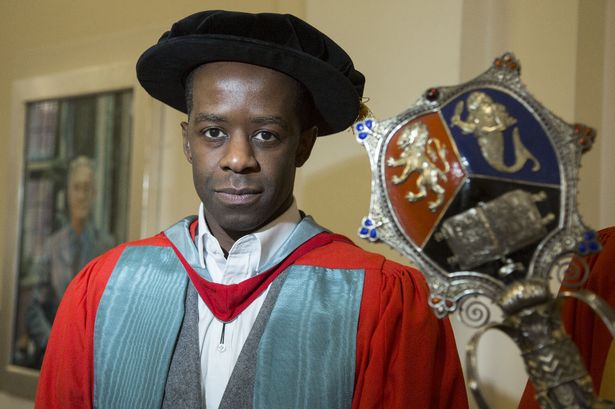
xmin=181 ymin=62 xmax=316 ymax=239
xmin=67 ymin=165 xmax=95 ymax=222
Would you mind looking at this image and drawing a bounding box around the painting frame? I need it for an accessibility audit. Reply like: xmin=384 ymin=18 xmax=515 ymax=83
xmin=0 ymin=62 xmax=164 ymax=399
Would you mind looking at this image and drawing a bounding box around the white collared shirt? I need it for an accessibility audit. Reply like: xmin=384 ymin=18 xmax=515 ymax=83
xmin=195 ymin=201 xmax=301 ymax=409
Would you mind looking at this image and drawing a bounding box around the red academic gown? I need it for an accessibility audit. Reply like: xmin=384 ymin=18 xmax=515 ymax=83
xmin=518 ymin=227 xmax=615 ymax=408
xmin=36 ymin=223 xmax=468 ymax=409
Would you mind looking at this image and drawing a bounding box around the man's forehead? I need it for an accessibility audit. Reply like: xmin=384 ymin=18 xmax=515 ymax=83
xmin=188 ymin=64 xmax=301 ymax=131
xmin=191 ymin=62 xmax=299 ymax=88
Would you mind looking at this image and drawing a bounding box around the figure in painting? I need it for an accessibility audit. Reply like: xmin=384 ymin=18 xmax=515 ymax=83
xmin=23 ymin=156 xmax=114 ymax=367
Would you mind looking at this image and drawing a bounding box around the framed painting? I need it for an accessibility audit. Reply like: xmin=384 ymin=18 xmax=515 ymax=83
xmin=13 ymin=91 xmax=132 ymax=370
xmin=0 ymin=63 xmax=163 ymax=399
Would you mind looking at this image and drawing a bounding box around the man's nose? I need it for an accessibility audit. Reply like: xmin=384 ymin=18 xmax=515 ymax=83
xmin=219 ymin=134 xmax=259 ymax=173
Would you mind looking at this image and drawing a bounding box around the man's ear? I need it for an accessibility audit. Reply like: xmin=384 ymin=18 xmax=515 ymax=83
xmin=296 ymin=126 xmax=318 ymax=167
xmin=181 ymin=121 xmax=192 ymax=163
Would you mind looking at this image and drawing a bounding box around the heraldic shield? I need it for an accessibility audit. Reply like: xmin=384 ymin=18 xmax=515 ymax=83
xmin=355 ymin=53 xmax=615 ymax=409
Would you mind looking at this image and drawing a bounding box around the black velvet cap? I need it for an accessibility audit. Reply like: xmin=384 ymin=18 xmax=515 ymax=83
xmin=136 ymin=10 xmax=365 ymax=135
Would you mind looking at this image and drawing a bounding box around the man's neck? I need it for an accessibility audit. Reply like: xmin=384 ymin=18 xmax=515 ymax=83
xmin=199 ymin=197 xmax=300 ymax=253
xmin=201 ymin=200 xmax=298 ymax=255
xmin=204 ymin=220 xmax=236 ymax=257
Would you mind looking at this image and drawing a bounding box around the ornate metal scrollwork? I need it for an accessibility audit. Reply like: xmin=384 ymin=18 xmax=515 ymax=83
xmin=552 ymin=253 xmax=590 ymax=289
xmin=458 ymin=296 xmax=492 ymax=329
xmin=355 ymin=53 xmax=615 ymax=408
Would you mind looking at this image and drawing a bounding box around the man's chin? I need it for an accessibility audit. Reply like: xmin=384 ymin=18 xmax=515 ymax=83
xmin=204 ymin=198 xmax=293 ymax=238
xmin=209 ymin=214 xmax=266 ymax=238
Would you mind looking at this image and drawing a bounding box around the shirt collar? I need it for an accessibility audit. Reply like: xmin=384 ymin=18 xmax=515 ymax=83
xmin=196 ymin=200 xmax=301 ymax=272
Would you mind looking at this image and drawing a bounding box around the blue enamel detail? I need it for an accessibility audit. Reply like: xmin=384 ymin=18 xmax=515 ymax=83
xmin=354 ymin=118 xmax=376 ymax=143
xmin=358 ymin=217 xmax=378 ymax=242
xmin=441 ymin=88 xmax=561 ymax=185
xmin=583 ymin=231 xmax=596 ymax=241
xmin=577 ymin=230 xmax=601 ymax=256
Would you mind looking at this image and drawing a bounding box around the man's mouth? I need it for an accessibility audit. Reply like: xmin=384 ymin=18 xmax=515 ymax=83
xmin=215 ymin=188 xmax=262 ymax=205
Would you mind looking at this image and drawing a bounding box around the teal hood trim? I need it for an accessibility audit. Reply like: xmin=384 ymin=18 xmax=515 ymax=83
xmin=254 ymin=264 xmax=364 ymax=408
xmin=164 ymin=215 xmax=328 ymax=276
xmin=93 ymin=244 xmax=188 ymax=408
xmin=92 ymin=215 xmax=333 ymax=407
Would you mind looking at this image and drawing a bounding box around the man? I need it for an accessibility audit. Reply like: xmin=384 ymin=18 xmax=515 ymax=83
xmin=36 ymin=11 xmax=468 ymax=408
xmin=26 ymin=156 xmax=114 ymax=368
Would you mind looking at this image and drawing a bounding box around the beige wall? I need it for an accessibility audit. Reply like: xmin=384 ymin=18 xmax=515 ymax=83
xmin=1 ymin=1 xmax=613 ymax=408
xmin=600 ymin=0 xmax=615 ymax=228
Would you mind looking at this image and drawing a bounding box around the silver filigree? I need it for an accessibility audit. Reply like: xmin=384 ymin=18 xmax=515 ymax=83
xmin=552 ymin=253 xmax=590 ymax=289
xmin=355 ymin=52 xmax=615 ymax=408
xmin=458 ymin=296 xmax=492 ymax=328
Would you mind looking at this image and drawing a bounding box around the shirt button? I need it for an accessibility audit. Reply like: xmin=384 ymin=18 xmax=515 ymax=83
xmin=217 ymin=344 xmax=226 ymax=353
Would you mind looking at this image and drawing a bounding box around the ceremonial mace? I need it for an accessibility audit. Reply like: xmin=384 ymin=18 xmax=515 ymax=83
xmin=354 ymin=53 xmax=615 ymax=408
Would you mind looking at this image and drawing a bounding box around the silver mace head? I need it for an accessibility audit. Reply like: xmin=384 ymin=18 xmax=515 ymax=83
xmin=354 ymin=52 xmax=614 ymax=409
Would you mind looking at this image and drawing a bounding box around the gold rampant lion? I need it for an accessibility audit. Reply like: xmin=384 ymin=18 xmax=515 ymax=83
xmin=450 ymin=91 xmax=540 ymax=173
xmin=387 ymin=121 xmax=450 ymax=212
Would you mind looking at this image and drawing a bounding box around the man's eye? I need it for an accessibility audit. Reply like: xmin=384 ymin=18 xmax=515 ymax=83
xmin=253 ymin=131 xmax=277 ymax=142
xmin=202 ymin=128 xmax=225 ymax=138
